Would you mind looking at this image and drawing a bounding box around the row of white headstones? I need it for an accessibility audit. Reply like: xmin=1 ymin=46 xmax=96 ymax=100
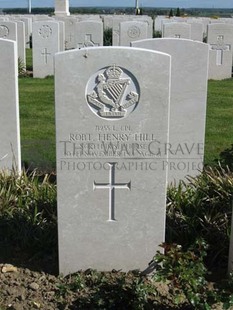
xmin=0 ymin=16 xmax=233 ymax=79
xmin=0 ymin=35 xmax=232 ymax=275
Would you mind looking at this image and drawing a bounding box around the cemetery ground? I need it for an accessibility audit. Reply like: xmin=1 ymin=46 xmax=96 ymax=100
xmin=0 ymin=60 xmax=233 ymax=308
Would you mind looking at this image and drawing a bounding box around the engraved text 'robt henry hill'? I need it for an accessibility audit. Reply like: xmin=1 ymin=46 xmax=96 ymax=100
xmin=86 ymin=65 xmax=140 ymax=120
xmin=93 ymin=162 xmax=131 ymax=222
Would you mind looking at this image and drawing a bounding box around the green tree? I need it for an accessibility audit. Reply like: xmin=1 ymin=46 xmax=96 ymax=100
xmin=176 ymin=7 xmax=181 ymax=16
xmin=169 ymin=8 xmax=173 ymax=17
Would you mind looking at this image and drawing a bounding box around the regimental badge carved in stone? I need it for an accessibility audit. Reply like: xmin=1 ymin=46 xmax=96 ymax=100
xmin=38 ymin=25 xmax=52 ymax=38
xmin=0 ymin=25 xmax=9 ymax=38
xmin=127 ymin=26 xmax=141 ymax=39
xmin=86 ymin=65 xmax=140 ymax=120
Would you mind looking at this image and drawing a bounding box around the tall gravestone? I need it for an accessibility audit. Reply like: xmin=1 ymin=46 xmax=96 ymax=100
xmin=32 ymin=21 xmax=60 ymax=78
xmin=0 ymin=39 xmax=21 ymax=171
xmin=57 ymin=20 xmax=65 ymax=51
xmin=207 ymin=23 xmax=233 ymax=80
xmin=19 ymin=17 xmax=32 ymax=48
xmin=132 ymin=38 xmax=209 ymax=183
xmin=55 ymin=47 xmax=171 ymax=275
xmin=16 ymin=20 xmax=26 ymax=65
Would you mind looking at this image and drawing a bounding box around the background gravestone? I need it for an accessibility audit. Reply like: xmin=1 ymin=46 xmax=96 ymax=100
xmin=56 ymin=17 xmax=77 ymax=49
xmin=132 ymin=38 xmax=209 ymax=183
xmin=119 ymin=21 xmax=148 ymax=46
xmin=207 ymin=23 xmax=233 ymax=80
xmin=187 ymin=21 xmax=204 ymax=41
xmin=55 ymin=47 xmax=171 ymax=275
xmin=15 ymin=20 xmax=26 ymax=65
xmin=32 ymin=21 xmax=60 ymax=78
xmin=163 ymin=22 xmax=191 ymax=39
xmin=0 ymin=21 xmax=17 ymax=42
xmin=19 ymin=17 xmax=32 ymax=49
xmin=76 ymin=20 xmax=103 ymax=48
xmin=0 ymin=39 xmax=21 ymax=171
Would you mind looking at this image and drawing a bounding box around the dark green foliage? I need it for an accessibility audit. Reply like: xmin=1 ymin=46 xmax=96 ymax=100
xmin=176 ymin=7 xmax=181 ymax=17
xmin=153 ymin=31 xmax=162 ymax=38
xmin=216 ymin=144 xmax=233 ymax=171
xmin=103 ymin=28 xmax=112 ymax=46
xmin=56 ymin=270 xmax=154 ymax=309
xmin=166 ymin=166 xmax=233 ymax=270
xmin=169 ymin=9 xmax=173 ymax=17
xmin=18 ymin=57 xmax=26 ymax=77
xmin=153 ymin=240 xmax=216 ymax=309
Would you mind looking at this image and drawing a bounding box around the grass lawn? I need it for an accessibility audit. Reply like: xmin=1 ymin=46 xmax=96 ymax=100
xmin=19 ymin=76 xmax=55 ymax=171
xmin=205 ymin=78 xmax=233 ymax=165
xmin=19 ymin=52 xmax=233 ymax=171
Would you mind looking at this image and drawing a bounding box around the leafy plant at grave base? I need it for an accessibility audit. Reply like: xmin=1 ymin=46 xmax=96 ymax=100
xmin=215 ymin=144 xmax=233 ymax=172
xmin=18 ymin=57 xmax=27 ymax=77
xmin=56 ymin=269 xmax=158 ymax=309
xmin=153 ymin=30 xmax=162 ymax=38
xmin=0 ymin=169 xmax=57 ymax=269
xmin=212 ymin=273 xmax=233 ymax=309
xmin=153 ymin=239 xmax=216 ymax=309
xmin=103 ymin=27 xmax=112 ymax=46
xmin=166 ymin=165 xmax=233 ymax=270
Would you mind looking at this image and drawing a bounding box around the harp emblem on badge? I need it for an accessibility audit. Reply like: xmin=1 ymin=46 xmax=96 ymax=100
xmin=86 ymin=65 xmax=140 ymax=120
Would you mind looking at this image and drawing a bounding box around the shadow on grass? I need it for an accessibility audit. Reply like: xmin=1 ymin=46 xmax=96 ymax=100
xmin=0 ymin=212 xmax=58 ymax=275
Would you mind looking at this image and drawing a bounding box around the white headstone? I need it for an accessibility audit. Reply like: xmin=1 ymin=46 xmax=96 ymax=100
xmin=55 ymin=17 xmax=77 ymax=50
xmin=58 ymin=20 xmax=65 ymax=51
xmin=19 ymin=17 xmax=31 ymax=48
xmin=154 ymin=16 xmax=167 ymax=32
xmin=0 ymin=39 xmax=21 ymax=171
xmin=112 ymin=16 xmax=133 ymax=46
xmin=132 ymin=38 xmax=209 ymax=183
xmin=163 ymin=22 xmax=191 ymax=39
xmin=0 ymin=21 xmax=17 ymax=41
xmin=16 ymin=20 xmax=26 ymax=65
xmin=55 ymin=46 xmax=171 ymax=274
xmin=207 ymin=23 xmax=233 ymax=80
xmin=187 ymin=21 xmax=204 ymax=42
xmin=76 ymin=21 xmax=103 ymax=48
xmin=32 ymin=21 xmax=60 ymax=78
xmin=119 ymin=21 xmax=148 ymax=46
xmin=55 ymin=0 xmax=70 ymax=17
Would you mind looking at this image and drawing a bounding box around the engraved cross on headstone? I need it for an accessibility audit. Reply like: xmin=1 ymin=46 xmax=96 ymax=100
xmin=93 ymin=162 xmax=131 ymax=222
xmin=210 ymin=35 xmax=231 ymax=65
xmin=78 ymin=34 xmax=99 ymax=48
xmin=41 ymin=48 xmax=51 ymax=64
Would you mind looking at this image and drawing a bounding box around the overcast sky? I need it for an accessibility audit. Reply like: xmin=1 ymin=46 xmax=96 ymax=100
xmin=0 ymin=0 xmax=232 ymax=9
